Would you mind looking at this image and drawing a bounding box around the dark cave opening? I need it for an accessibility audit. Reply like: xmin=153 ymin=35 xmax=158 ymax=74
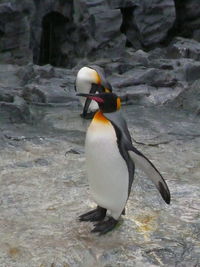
xmin=120 ymin=7 xmax=137 ymax=47
xmin=38 ymin=11 xmax=69 ymax=67
xmin=0 ymin=30 xmax=5 ymax=38
xmin=160 ymin=0 xmax=188 ymax=46
xmin=0 ymin=22 xmax=5 ymax=39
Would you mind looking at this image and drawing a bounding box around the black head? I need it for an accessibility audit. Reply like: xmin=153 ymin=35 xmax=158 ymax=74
xmin=77 ymin=92 xmax=121 ymax=113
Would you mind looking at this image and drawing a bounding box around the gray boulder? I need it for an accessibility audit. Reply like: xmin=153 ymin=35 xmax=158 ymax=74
xmin=0 ymin=64 xmax=23 ymax=101
xmin=167 ymin=37 xmax=200 ymax=61
xmin=170 ymin=79 xmax=200 ymax=115
xmin=0 ymin=95 xmax=32 ymax=123
xmin=120 ymin=0 xmax=176 ymax=48
xmin=20 ymin=64 xmax=77 ymax=104
xmin=0 ymin=1 xmax=34 ymax=65
xmin=73 ymin=0 xmax=125 ymax=60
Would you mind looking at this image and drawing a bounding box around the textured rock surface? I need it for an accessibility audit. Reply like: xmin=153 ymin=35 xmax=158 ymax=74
xmin=0 ymin=0 xmax=125 ymax=67
xmin=121 ymin=0 xmax=176 ymax=48
xmin=0 ymin=104 xmax=200 ymax=266
xmin=0 ymin=1 xmax=34 ymax=65
xmin=1 ymin=0 xmax=199 ymax=66
xmin=167 ymin=37 xmax=200 ymax=60
xmin=169 ymin=79 xmax=200 ymax=115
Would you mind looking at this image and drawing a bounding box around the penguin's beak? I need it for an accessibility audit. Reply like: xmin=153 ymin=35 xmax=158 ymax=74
xmin=77 ymin=93 xmax=104 ymax=103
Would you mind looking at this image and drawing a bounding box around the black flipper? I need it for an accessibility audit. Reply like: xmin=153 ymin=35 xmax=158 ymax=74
xmin=104 ymin=111 xmax=171 ymax=204
xmin=110 ymin=121 xmax=135 ymax=196
xmin=128 ymin=147 xmax=171 ymax=204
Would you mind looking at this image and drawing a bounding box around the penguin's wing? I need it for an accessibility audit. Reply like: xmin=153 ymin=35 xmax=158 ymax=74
xmin=88 ymin=65 xmax=112 ymax=92
xmin=128 ymin=147 xmax=170 ymax=204
xmin=105 ymin=112 xmax=171 ymax=204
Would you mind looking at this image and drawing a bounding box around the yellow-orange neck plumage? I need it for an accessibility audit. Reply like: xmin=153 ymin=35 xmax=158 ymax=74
xmin=93 ymin=111 xmax=109 ymax=124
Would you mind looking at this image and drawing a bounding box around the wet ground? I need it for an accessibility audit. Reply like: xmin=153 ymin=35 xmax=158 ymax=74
xmin=0 ymin=104 xmax=200 ymax=266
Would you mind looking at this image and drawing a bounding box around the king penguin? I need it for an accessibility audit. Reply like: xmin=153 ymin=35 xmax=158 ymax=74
xmin=75 ymin=65 xmax=112 ymax=119
xmin=77 ymin=92 xmax=171 ymax=235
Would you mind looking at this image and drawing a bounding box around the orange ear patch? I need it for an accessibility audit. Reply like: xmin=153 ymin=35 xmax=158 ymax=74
xmin=95 ymin=71 xmax=101 ymax=85
xmin=93 ymin=111 xmax=109 ymax=124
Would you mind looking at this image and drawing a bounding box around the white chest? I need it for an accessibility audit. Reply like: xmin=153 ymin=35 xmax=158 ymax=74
xmin=85 ymin=120 xmax=129 ymax=219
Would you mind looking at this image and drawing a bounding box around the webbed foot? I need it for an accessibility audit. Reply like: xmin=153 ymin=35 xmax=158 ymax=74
xmin=91 ymin=217 xmax=118 ymax=235
xmin=79 ymin=206 xmax=107 ymax=222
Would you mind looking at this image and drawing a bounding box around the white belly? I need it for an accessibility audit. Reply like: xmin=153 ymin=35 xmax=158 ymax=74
xmin=85 ymin=120 xmax=129 ymax=219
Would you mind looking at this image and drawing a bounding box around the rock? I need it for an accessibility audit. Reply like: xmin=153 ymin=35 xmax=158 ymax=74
xmin=23 ymin=82 xmax=76 ymax=104
xmin=118 ymin=84 xmax=183 ymax=106
xmin=192 ymin=29 xmax=200 ymax=42
xmin=73 ymin=0 xmax=125 ymax=60
xmin=0 ymin=95 xmax=32 ymax=123
xmin=149 ymin=57 xmax=200 ymax=83
xmin=107 ymin=0 xmax=136 ymax=9
xmin=145 ymin=86 xmax=183 ymax=105
xmin=0 ymin=64 xmax=22 ymax=87
xmin=0 ymin=0 xmax=123 ymax=66
xmin=0 ymin=64 xmax=23 ymax=102
xmin=183 ymin=62 xmax=200 ymax=82
xmin=32 ymin=64 xmax=55 ymax=79
xmin=65 ymin=147 xmax=84 ymax=155
xmin=20 ymin=64 xmax=77 ymax=104
xmin=167 ymin=37 xmax=200 ymax=60
xmin=111 ymin=67 xmax=177 ymax=88
xmin=0 ymin=1 xmax=34 ymax=65
xmin=121 ymin=0 xmax=176 ymax=48
xmin=0 ymin=86 xmax=21 ymax=102
xmin=169 ymin=79 xmax=200 ymax=115
xmin=118 ymin=84 xmax=151 ymax=105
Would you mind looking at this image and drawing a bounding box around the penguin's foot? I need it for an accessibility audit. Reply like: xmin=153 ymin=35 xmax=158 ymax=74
xmin=80 ymin=112 xmax=96 ymax=120
xmin=91 ymin=217 xmax=118 ymax=235
xmin=79 ymin=206 xmax=107 ymax=222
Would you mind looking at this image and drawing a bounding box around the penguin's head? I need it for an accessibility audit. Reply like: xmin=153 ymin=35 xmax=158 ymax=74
xmin=77 ymin=92 xmax=121 ymax=113
xmin=75 ymin=66 xmax=112 ymax=93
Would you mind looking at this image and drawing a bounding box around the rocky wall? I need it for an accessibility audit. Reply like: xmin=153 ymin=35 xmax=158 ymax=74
xmin=0 ymin=0 xmax=200 ymax=117
xmin=0 ymin=0 xmax=200 ymax=66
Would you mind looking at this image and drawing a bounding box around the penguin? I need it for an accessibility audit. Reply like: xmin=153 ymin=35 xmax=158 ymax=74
xmin=75 ymin=65 xmax=112 ymax=119
xmin=77 ymin=92 xmax=171 ymax=235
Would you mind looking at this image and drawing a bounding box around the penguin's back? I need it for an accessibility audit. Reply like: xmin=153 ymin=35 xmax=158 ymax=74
xmin=85 ymin=111 xmax=129 ymax=219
